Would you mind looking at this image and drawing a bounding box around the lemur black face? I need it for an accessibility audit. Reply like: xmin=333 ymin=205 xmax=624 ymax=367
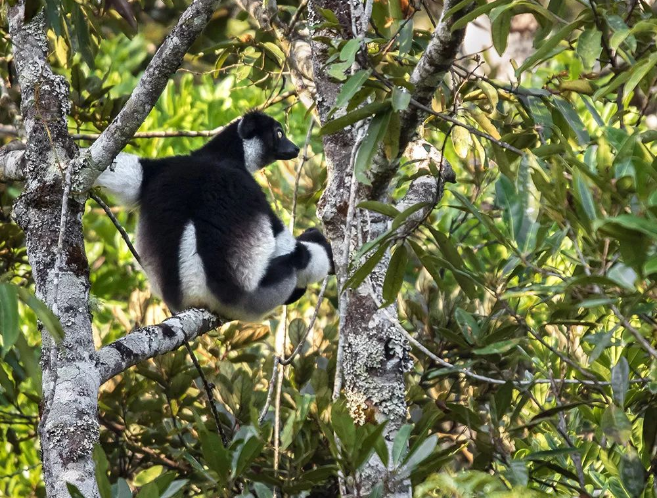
xmin=237 ymin=111 xmax=300 ymax=171
xmin=274 ymin=126 xmax=300 ymax=160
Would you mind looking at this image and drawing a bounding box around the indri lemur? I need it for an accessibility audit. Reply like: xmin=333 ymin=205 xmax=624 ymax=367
xmin=95 ymin=111 xmax=334 ymax=321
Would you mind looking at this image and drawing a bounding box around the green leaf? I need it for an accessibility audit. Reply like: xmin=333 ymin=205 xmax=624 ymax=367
xmin=516 ymin=18 xmax=585 ymax=75
xmin=392 ymin=424 xmax=412 ymax=466
xmin=398 ymin=18 xmax=414 ymax=54
xmin=391 ymin=202 xmax=433 ymax=231
xmin=402 ymin=434 xmax=437 ymax=471
xmin=17 ymin=288 xmax=64 ymax=344
xmin=577 ymin=28 xmax=602 ymax=69
xmin=601 ymin=405 xmax=632 ymax=445
xmin=261 ymin=42 xmax=285 ymax=66
xmin=574 ymin=171 xmax=597 ymax=222
xmin=334 ymin=70 xmax=372 ymax=110
xmin=133 ymin=466 xmax=163 ymax=487
xmin=340 ymin=39 xmax=361 ymax=63
xmin=254 ymin=482 xmax=274 ymax=498
xmin=553 ymin=97 xmax=590 ymax=145
xmin=620 ymin=449 xmax=645 ymax=498
xmin=595 ymin=215 xmax=657 ymax=240
xmin=473 ymin=339 xmax=521 ymax=355
xmin=354 ymin=423 xmax=388 ymax=470
xmin=358 ymin=201 xmax=400 ymax=219
xmin=624 ymin=52 xmax=657 ymax=99
xmin=450 ymin=190 xmax=510 ymax=250
xmin=0 ymin=283 xmax=20 ymax=352
xmin=491 ymin=9 xmax=511 ymax=55
xmin=331 ymin=401 xmax=356 ymax=455
xmin=450 ymin=0 xmax=511 ymax=31
xmin=611 ymin=358 xmax=630 ymax=408
xmin=429 ymin=228 xmax=478 ymax=299
xmin=135 ymin=482 xmax=158 ymax=498
xmin=382 ymin=244 xmax=407 ymax=305
xmin=344 ymin=242 xmax=389 ymax=292
xmin=391 ymin=86 xmax=411 ymax=112
xmin=66 ymin=483 xmax=86 ymax=498
xmin=320 ymin=102 xmax=390 ymax=136
xmin=354 ymin=110 xmax=392 ymax=185
xmin=93 ymin=445 xmax=112 ymax=498
xmin=454 ymin=308 xmax=479 ymax=344
xmin=233 ymin=437 xmax=264 ymax=478
xmin=114 ymin=479 xmax=132 ymax=498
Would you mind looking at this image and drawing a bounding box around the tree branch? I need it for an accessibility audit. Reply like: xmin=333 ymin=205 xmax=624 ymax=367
xmin=96 ymin=309 xmax=221 ymax=384
xmin=77 ymin=0 xmax=222 ymax=191
xmin=370 ymin=0 xmax=474 ymax=196
xmin=0 ymin=145 xmax=26 ymax=182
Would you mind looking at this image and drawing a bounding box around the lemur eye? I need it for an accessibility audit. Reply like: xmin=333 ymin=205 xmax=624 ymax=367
xmin=277 ymin=130 xmax=283 ymax=139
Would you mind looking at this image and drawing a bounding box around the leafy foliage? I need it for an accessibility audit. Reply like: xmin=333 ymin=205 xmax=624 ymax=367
xmin=1 ymin=0 xmax=657 ymax=497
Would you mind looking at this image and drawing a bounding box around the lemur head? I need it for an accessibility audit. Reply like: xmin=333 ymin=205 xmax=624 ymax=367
xmin=238 ymin=111 xmax=300 ymax=173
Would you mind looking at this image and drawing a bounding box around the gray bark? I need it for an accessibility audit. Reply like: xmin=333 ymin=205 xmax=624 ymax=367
xmin=8 ymin=6 xmax=98 ymax=497
xmin=96 ymin=309 xmax=220 ymax=384
xmin=4 ymin=1 xmax=223 ymax=496
xmin=307 ymin=1 xmax=468 ymax=495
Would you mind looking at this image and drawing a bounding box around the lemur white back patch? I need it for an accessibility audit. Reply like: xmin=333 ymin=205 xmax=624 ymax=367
xmin=297 ymin=241 xmax=331 ymax=287
xmin=243 ymin=137 xmax=265 ymax=173
xmin=94 ymin=153 xmax=143 ymax=207
xmin=228 ymin=214 xmax=276 ymax=292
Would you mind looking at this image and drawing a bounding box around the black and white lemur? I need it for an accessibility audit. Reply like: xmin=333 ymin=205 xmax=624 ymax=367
xmin=95 ymin=111 xmax=334 ymax=321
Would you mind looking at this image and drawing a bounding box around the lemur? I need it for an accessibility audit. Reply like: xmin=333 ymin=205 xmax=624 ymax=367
xmin=94 ymin=111 xmax=334 ymax=321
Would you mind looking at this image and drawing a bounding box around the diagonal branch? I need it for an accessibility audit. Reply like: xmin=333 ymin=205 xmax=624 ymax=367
xmin=370 ymin=0 xmax=475 ymax=196
xmin=95 ymin=309 xmax=221 ymax=384
xmin=77 ymin=0 xmax=222 ymax=191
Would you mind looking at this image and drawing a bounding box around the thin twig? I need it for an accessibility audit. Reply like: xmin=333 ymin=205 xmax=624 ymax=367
xmin=568 ymin=223 xmax=657 ymax=360
xmin=259 ymin=356 xmax=280 ymax=424
xmin=290 ymin=120 xmax=315 ymax=231
xmin=281 ymin=277 xmax=329 ymax=365
xmin=72 ymin=91 xmax=295 ymax=141
xmin=371 ymin=288 xmax=646 ymax=388
xmin=51 ymin=164 xmax=74 ymax=316
xmin=90 ymin=192 xmax=142 ymax=266
xmin=92 ymin=192 xmax=229 ymax=441
xmin=259 ymin=278 xmax=329 ymax=422
xmin=409 ymin=98 xmax=523 ymax=155
xmin=370 ymin=69 xmax=524 ymax=155
xmin=183 ymin=341 xmax=228 ymax=445
xmin=273 ymin=312 xmax=286 ymax=473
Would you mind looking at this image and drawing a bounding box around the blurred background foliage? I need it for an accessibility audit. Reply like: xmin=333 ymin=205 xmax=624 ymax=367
xmin=1 ymin=0 xmax=657 ymax=497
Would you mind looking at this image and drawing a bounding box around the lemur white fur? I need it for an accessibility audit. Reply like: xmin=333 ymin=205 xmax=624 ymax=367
xmin=297 ymin=242 xmax=332 ymax=287
xmin=96 ymin=153 xmax=143 ymax=207
xmin=93 ymin=111 xmax=333 ymax=321
xmin=243 ymin=137 xmax=266 ymax=173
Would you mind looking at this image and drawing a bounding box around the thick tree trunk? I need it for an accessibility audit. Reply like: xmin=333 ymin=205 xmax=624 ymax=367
xmin=307 ymin=1 xmax=470 ymax=494
xmin=7 ymin=7 xmax=101 ymax=498
xmin=5 ymin=2 xmax=222 ymax=495
xmin=309 ymin=2 xmax=412 ymax=495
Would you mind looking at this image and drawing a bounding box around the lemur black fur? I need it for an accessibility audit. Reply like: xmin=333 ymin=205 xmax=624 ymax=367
xmin=95 ymin=111 xmax=334 ymax=321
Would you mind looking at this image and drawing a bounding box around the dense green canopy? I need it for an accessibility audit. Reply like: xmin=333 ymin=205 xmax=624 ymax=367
xmin=1 ymin=0 xmax=656 ymax=496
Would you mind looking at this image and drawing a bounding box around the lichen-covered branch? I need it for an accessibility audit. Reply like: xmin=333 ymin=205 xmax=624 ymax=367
xmin=8 ymin=4 xmax=99 ymax=497
xmin=370 ymin=0 xmax=474 ymax=196
xmin=96 ymin=309 xmax=220 ymax=384
xmin=0 ymin=145 xmax=26 ymax=182
xmin=79 ymin=0 xmax=222 ymax=190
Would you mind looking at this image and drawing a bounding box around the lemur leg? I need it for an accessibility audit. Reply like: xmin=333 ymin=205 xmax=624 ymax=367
xmin=238 ymin=247 xmax=309 ymax=317
xmin=295 ymin=228 xmax=334 ymax=287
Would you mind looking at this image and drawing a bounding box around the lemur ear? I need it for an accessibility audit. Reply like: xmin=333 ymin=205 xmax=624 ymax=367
xmin=238 ymin=113 xmax=259 ymax=139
